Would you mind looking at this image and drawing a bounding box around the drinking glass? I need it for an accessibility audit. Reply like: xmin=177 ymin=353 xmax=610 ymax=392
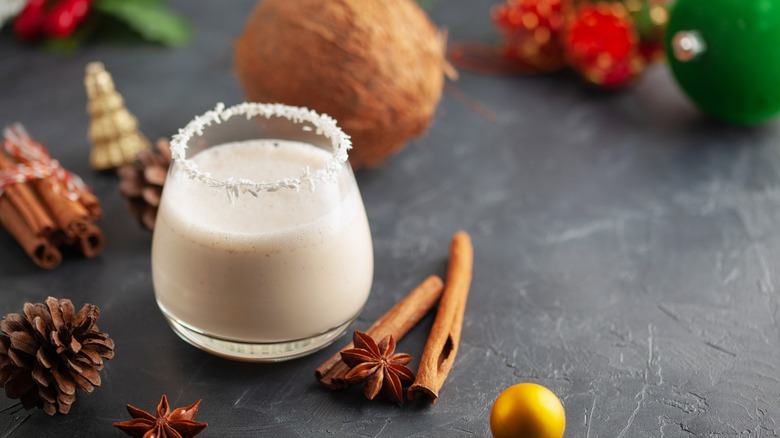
xmin=152 ymin=103 xmax=374 ymax=361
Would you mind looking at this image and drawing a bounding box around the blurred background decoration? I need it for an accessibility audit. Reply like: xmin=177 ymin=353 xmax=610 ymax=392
xmin=452 ymin=0 xmax=780 ymax=124
xmin=452 ymin=0 xmax=670 ymax=88
xmin=1 ymin=0 xmax=190 ymax=51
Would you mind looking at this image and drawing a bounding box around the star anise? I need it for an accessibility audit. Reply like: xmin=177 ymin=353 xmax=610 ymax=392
xmin=340 ymin=331 xmax=415 ymax=404
xmin=114 ymin=394 xmax=208 ymax=438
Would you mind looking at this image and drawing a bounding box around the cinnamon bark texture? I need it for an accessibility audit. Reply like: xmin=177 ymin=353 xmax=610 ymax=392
xmin=408 ymin=231 xmax=474 ymax=403
xmin=315 ymin=275 xmax=444 ymax=389
xmin=0 ymin=197 xmax=61 ymax=268
xmin=0 ymin=124 xmax=104 ymax=268
xmin=32 ymin=177 xmax=92 ymax=241
xmin=0 ymin=151 xmax=56 ymax=238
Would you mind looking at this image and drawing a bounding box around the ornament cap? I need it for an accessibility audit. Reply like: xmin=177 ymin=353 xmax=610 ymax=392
xmin=671 ymin=30 xmax=706 ymax=62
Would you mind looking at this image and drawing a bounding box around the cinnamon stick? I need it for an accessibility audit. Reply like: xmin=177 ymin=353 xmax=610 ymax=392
xmin=32 ymin=178 xmax=91 ymax=240
xmin=408 ymin=231 xmax=473 ymax=403
xmin=0 ymin=151 xmax=56 ymax=237
xmin=78 ymin=222 xmax=105 ymax=258
xmin=76 ymin=187 xmax=102 ymax=220
xmin=0 ymin=198 xmax=61 ymax=268
xmin=316 ymin=275 xmax=444 ymax=389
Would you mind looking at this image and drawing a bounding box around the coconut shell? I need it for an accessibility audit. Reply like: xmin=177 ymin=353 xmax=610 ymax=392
xmin=234 ymin=0 xmax=455 ymax=169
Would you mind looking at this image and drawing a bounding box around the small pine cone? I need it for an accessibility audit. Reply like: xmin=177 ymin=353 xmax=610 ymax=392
xmin=0 ymin=297 xmax=115 ymax=415
xmin=117 ymin=138 xmax=172 ymax=231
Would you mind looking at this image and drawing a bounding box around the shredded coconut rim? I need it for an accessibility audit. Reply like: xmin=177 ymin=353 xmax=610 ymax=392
xmin=169 ymin=102 xmax=352 ymax=197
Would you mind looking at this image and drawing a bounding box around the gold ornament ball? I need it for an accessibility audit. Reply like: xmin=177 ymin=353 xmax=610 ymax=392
xmin=490 ymin=383 xmax=566 ymax=438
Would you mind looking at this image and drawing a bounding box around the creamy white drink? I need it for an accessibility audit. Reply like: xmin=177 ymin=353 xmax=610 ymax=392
xmin=152 ymin=139 xmax=374 ymax=344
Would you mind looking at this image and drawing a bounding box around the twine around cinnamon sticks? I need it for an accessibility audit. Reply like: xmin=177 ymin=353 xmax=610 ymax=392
xmin=316 ymin=231 xmax=474 ymax=403
xmin=0 ymin=124 xmax=104 ymax=268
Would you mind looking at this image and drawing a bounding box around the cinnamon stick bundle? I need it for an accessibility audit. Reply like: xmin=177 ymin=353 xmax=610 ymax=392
xmin=316 ymin=275 xmax=444 ymax=389
xmin=408 ymin=231 xmax=474 ymax=403
xmin=0 ymin=152 xmax=56 ymax=238
xmin=0 ymin=195 xmax=61 ymax=268
xmin=32 ymin=178 xmax=92 ymax=240
xmin=0 ymin=124 xmax=104 ymax=267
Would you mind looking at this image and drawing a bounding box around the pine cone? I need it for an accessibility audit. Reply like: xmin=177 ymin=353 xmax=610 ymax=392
xmin=118 ymin=138 xmax=171 ymax=230
xmin=0 ymin=297 xmax=115 ymax=415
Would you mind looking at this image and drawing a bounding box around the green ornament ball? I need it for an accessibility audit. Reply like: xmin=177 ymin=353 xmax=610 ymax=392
xmin=665 ymin=0 xmax=780 ymax=124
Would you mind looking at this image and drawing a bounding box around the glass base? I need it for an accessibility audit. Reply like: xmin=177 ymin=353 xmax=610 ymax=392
xmin=160 ymin=308 xmax=353 ymax=362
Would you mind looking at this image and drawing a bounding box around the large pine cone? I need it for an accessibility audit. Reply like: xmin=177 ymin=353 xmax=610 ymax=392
xmin=118 ymin=138 xmax=171 ymax=230
xmin=0 ymin=297 xmax=115 ymax=415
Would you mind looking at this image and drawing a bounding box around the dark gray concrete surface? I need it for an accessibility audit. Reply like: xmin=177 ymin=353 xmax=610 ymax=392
xmin=2 ymin=0 xmax=780 ymax=436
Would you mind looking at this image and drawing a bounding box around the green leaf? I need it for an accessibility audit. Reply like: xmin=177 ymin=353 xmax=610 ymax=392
xmin=92 ymin=0 xmax=191 ymax=46
xmin=43 ymin=36 xmax=83 ymax=54
xmin=43 ymin=21 xmax=96 ymax=54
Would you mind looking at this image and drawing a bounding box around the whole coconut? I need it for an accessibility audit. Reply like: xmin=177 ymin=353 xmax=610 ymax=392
xmin=235 ymin=0 xmax=455 ymax=169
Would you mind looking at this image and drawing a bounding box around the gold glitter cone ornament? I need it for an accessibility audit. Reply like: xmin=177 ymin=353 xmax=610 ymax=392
xmin=84 ymin=62 xmax=150 ymax=171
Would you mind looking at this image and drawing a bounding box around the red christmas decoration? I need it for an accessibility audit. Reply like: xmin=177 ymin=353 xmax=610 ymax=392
xmin=470 ymin=0 xmax=670 ymax=88
xmin=13 ymin=0 xmax=46 ymax=40
xmin=562 ymin=2 xmax=644 ymax=88
xmin=7 ymin=0 xmax=189 ymax=48
xmin=42 ymin=0 xmax=92 ymax=38
xmin=492 ymin=0 xmax=567 ymax=72
xmin=13 ymin=0 xmax=93 ymax=40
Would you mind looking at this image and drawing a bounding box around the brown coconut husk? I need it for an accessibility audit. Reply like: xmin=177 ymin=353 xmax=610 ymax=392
xmin=234 ymin=0 xmax=456 ymax=169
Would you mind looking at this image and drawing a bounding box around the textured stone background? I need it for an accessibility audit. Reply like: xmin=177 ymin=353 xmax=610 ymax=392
xmin=2 ymin=0 xmax=780 ymax=436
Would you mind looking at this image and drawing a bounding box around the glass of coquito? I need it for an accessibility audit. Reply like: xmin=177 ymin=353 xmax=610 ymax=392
xmin=152 ymin=103 xmax=374 ymax=361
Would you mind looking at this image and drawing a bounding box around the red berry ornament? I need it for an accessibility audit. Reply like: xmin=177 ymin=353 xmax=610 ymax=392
xmin=13 ymin=0 xmax=47 ymax=41
xmin=42 ymin=0 xmax=92 ymax=39
xmin=69 ymin=0 xmax=90 ymax=21
xmin=492 ymin=0 xmax=566 ymax=72
xmin=564 ymin=2 xmax=644 ymax=88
